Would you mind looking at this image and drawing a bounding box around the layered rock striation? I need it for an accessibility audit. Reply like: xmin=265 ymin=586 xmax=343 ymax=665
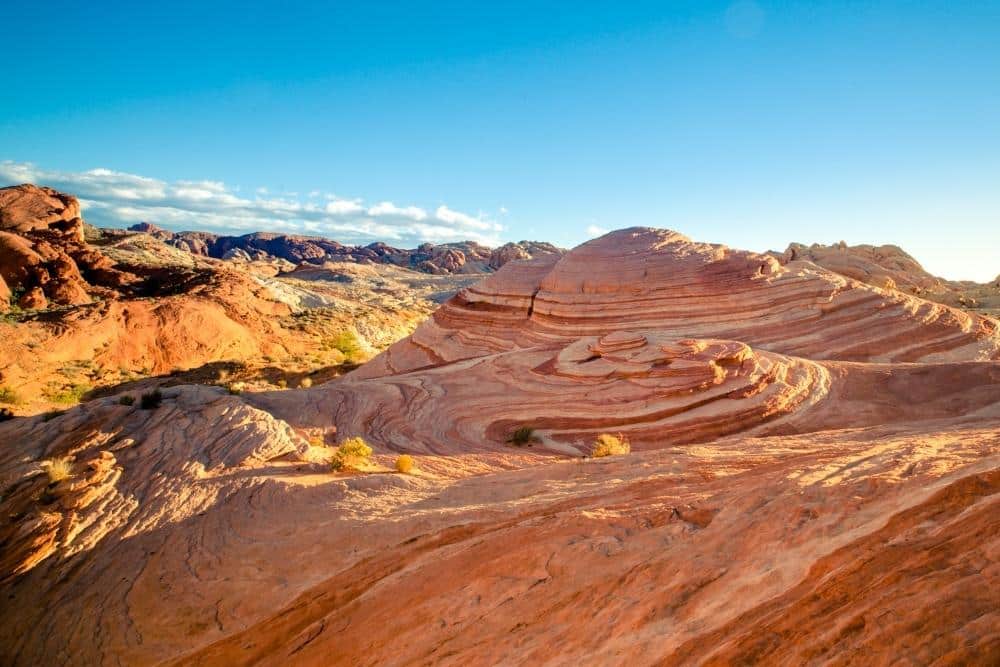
xmin=1 ymin=223 xmax=999 ymax=666
xmin=360 ymin=228 xmax=999 ymax=380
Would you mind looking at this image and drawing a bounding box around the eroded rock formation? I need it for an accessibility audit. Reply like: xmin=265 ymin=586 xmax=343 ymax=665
xmin=776 ymin=240 xmax=1000 ymax=315
xmin=360 ymin=229 xmax=999 ymax=383
xmin=1 ymin=225 xmax=998 ymax=665
xmin=0 ymin=184 xmax=135 ymax=312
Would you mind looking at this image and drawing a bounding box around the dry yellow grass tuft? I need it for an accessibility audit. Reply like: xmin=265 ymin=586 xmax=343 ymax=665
xmin=395 ymin=454 xmax=414 ymax=474
xmin=41 ymin=457 xmax=73 ymax=484
xmin=592 ymin=433 xmax=630 ymax=458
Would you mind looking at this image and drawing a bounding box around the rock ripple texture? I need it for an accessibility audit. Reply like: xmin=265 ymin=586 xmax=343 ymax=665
xmin=360 ymin=228 xmax=999 ymax=380
xmin=2 ymin=226 xmax=1000 ymax=666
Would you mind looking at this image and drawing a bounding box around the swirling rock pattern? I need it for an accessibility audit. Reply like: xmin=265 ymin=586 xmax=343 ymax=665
xmin=360 ymin=228 xmax=999 ymax=379
xmin=287 ymin=334 xmax=829 ymax=456
xmin=1 ymin=226 xmax=999 ymax=666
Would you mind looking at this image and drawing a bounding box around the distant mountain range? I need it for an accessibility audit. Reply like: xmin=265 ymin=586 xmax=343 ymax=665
xmin=127 ymin=222 xmax=563 ymax=275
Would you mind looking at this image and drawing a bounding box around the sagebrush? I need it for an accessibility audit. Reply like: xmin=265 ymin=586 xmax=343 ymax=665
xmin=331 ymin=437 xmax=373 ymax=472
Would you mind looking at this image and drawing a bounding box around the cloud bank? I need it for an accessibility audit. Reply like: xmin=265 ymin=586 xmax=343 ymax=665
xmin=0 ymin=161 xmax=504 ymax=246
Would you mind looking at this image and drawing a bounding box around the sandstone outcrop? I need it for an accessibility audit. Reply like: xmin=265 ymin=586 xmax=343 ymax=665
xmin=0 ymin=184 xmax=83 ymax=241
xmin=358 ymin=228 xmax=999 ymax=384
xmin=1 ymin=224 xmax=999 ymax=665
xmin=777 ymin=240 xmax=1000 ymax=316
xmin=0 ymin=184 xmax=137 ymax=310
xmin=0 ymin=187 xmax=481 ymax=415
xmin=488 ymin=240 xmax=562 ymax=269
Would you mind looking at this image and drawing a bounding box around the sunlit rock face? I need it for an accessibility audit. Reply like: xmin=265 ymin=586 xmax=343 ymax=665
xmin=264 ymin=227 xmax=999 ymax=460
xmin=359 ymin=227 xmax=999 ymax=380
xmin=2 ymin=225 xmax=999 ymax=666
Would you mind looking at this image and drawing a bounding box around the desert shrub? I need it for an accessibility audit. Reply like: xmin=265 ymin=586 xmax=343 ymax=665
xmin=592 ymin=433 xmax=630 ymax=458
xmin=140 ymin=389 xmax=163 ymax=410
xmin=227 ymin=382 xmax=245 ymax=395
xmin=330 ymin=437 xmax=373 ymax=472
xmin=41 ymin=457 xmax=73 ymax=484
xmin=299 ymin=376 xmax=313 ymax=388
xmin=276 ymin=379 xmax=288 ymax=389
xmin=0 ymin=386 xmax=22 ymax=405
xmin=47 ymin=383 xmax=91 ymax=405
xmin=8 ymin=286 xmax=25 ymax=308
xmin=331 ymin=331 xmax=363 ymax=363
xmin=118 ymin=395 xmax=135 ymax=406
xmin=395 ymin=454 xmax=414 ymax=474
xmin=0 ymin=407 xmax=14 ymax=422
xmin=506 ymin=426 xmax=536 ymax=446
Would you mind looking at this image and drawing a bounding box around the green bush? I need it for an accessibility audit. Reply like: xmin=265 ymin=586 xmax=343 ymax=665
xmin=331 ymin=331 xmax=363 ymax=363
xmin=47 ymin=384 xmax=91 ymax=405
xmin=118 ymin=395 xmax=135 ymax=406
xmin=0 ymin=386 xmax=21 ymax=405
xmin=140 ymin=389 xmax=163 ymax=410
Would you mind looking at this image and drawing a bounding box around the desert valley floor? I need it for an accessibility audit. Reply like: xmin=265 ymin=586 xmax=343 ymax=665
xmin=1 ymin=190 xmax=998 ymax=665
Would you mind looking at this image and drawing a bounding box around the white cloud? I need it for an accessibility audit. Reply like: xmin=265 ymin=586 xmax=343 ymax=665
xmin=0 ymin=160 xmax=504 ymax=246
xmin=324 ymin=198 xmax=363 ymax=215
xmin=367 ymin=201 xmax=427 ymax=221
xmin=434 ymin=205 xmax=500 ymax=232
xmin=586 ymin=224 xmax=609 ymax=237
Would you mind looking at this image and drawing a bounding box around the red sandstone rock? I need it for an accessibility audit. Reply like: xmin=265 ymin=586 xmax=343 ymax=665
xmin=0 ymin=184 xmax=83 ymax=242
xmin=777 ymin=240 xmax=1000 ymax=316
xmin=17 ymin=286 xmax=47 ymax=309
xmin=488 ymin=240 xmax=561 ymax=269
xmin=0 ymin=221 xmax=998 ymax=666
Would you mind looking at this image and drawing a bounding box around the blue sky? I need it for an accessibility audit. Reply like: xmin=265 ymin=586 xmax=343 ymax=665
xmin=2 ymin=1 xmax=998 ymax=280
